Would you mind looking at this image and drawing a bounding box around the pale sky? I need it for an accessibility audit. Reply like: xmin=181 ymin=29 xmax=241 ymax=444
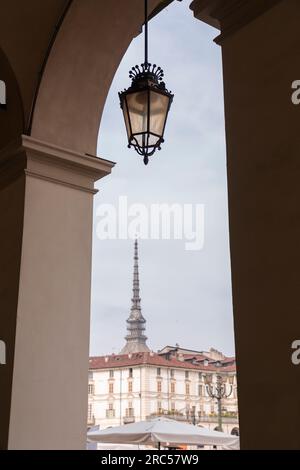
xmin=90 ymin=0 xmax=235 ymax=357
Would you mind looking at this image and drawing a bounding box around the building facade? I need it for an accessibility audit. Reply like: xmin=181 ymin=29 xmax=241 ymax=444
xmin=88 ymin=242 xmax=239 ymax=435
xmin=88 ymin=348 xmax=239 ymax=435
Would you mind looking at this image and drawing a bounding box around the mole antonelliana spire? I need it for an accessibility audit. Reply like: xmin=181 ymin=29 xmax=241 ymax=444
xmin=120 ymin=239 xmax=150 ymax=354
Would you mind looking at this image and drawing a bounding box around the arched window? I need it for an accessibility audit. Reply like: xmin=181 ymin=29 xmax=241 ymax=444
xmin=0 ymin=80 xmax=6 ymax=108
xmin=231 ymin=427 xmax=239 ymax=436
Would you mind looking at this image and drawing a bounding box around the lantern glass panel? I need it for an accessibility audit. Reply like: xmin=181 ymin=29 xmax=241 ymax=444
xmin=122 ymin=99 xmax=131 ymax=140
xmin=126 ymin=90 xmax=149 ymax=145
xmin=149 ymin=90 xmax=169 ymax=139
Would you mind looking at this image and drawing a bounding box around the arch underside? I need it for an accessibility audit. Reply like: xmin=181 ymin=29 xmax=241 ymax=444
xmin=1 ymin=0 xmax=172 ymax=155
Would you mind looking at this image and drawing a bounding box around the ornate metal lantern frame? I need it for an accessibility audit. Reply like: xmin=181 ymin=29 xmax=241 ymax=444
xmin=119 ymin=0 xmax=173 ymax=165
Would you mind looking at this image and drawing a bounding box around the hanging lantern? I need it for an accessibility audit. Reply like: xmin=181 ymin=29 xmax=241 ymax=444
xmin=119 ymin=0 xmax=173 ymax=165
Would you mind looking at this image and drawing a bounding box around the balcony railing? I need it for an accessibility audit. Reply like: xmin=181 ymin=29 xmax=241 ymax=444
xmin=147 ymin=411 xmax=238 ymax=425
xmin=147 ymin=412 xmax=186 ymax=422
xmin=123 ymin=416 xmax=135 ymax=424
xmin=198 ymin=416 xmax=239 ymax=424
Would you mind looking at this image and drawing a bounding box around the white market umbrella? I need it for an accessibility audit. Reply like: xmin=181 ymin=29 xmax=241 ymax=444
xmin=87 ymin=418 xmax=239 ymax=449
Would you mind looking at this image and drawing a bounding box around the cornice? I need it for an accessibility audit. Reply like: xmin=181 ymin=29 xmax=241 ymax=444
xmin=190 ymin=0 xmax=283 ymax=44
xmin=0 ymin=135 xmax=115 ymax=192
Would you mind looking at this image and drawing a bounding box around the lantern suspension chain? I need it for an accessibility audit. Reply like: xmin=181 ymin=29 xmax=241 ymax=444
xmin=144 ymin=0 xmax=148 ymax=66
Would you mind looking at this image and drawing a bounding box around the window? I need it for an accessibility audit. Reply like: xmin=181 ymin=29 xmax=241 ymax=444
xmin=126 ymin=402 xmax=134 ymax=418
xmin=170 ymin=369 xmax=174 ymax=378
xmin=106 ymin=403 xmax=115 ymax=418
xmin=88 ymin=383 xmax=94 ymax=395
xmin=0 ymin=81 xmax=6 ymax=108
xmin=109 ymin=383 xmax=114 ymax=394
xmin=157 ymin=401 xmax=162 ymax=413
xmin=157 ymin=368 xmax=161 ymax=376
xmin=129 ymin=368 xmax=133 ymax=378
xmin=198 ymin=385 xmax=203 ymax=396
xmin=185 ymin=371 xmax=189 ymax=379
xmin=126 ymin=407 xmax=134 ymax=418
xmin=109 ymin=370 xmax=114 ymax=378
xmin=88 ymin=403 xmax=93 ymax=421
xmin=171 ymin=402 xmax=175 ymax=412
xmin=198 ymin=372 xmax=202 ymax=380
xmin=128 ymin=381 xmax=133 ymax=393
xmin=185 ymin=383 xmax=190 ymax=395
xmin=171 ymin=382 xmax=175 ymax=394
xmin=157 ymin=381 xmax=162 ymax=393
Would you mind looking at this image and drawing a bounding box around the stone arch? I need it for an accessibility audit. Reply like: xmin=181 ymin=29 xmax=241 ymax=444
xmin=231 ymin=427 xmax=239 ymax=436
xmin=30 ymin=0 xmax=165 ymax=156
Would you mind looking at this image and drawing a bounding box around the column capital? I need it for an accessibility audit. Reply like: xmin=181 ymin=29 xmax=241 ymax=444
xmin=0 ymin=135 xmax=115 ymax=194
xmin=190 ymin=0 xmax=283 ymax=44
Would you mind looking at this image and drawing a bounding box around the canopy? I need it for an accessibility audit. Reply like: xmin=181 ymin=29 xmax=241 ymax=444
xmin=87 ymin=418 xmax=239 ymax=449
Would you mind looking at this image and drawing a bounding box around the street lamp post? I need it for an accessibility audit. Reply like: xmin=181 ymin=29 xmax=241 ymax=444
xmin=205 ymin=374 xmax=234 ymax=433
xmin=190 ymin=409 xmax=196 ymax=426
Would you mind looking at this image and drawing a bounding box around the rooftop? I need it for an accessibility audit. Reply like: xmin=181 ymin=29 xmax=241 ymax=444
xmin=89 ymin=351 xmax=236 ymax=373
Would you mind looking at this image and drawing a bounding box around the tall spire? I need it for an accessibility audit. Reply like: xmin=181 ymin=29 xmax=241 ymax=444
xmin=120 ymin=239 xmax=150 ymax=354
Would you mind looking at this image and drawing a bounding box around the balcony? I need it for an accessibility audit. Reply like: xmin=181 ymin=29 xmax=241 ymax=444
xmin=147 ymin=411 xmax=186 ymax=422
xmin=147 ymin=411 xmax=239 ymax=425
xmin=123 ymin=416 xmax=135 ymax=424
xmin=198 ymin=415 xmax=239 ymax=424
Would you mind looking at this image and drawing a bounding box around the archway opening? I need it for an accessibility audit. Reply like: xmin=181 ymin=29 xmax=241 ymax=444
xmin=88 ymin=0 xmax=238 ymax=437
